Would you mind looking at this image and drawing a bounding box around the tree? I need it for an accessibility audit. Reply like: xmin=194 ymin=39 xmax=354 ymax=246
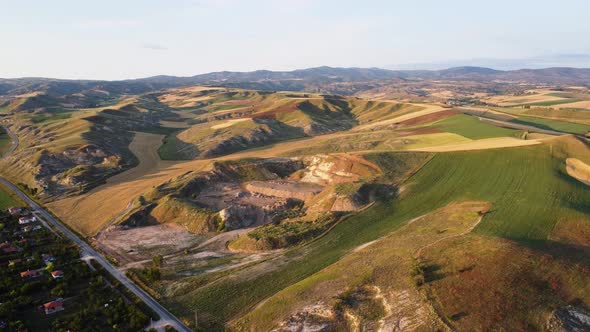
xmin=51 ymin=283 xmax=67 ymax=297
xmin=152 ymin=255 xmax=163 ymax=267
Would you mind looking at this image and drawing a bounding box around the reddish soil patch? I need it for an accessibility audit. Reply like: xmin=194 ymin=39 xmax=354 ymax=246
xmin=251 ymin=103 xmax=300 ymax=120
xmin=398 ymin=109 xmax=459 ymax=126
xmin=397 ymin=126 xmax=442 ymax=137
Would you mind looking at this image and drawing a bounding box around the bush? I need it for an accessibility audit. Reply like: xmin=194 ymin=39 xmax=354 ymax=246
xmin=51 ymin=283 xmax=67 ymax=297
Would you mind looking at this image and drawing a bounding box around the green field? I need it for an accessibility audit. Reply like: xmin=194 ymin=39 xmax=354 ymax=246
xmin=435 ymin=114 xmax=520 ymax=139
xmin=510 ymin=116 xmax=590 ymax=134
xmin=158 ymin=134 xmax=189 ymax=160
xmin=168 ymin=141 xmax=590 ymax=329
xmin=30 ymin=112 xmax=72 ymax=123
xmin=0 ymin=183 xmax=22 ymax=210
xmin=0 ymin=129 xmax=12 ymax=156
xmin=410 ymin=145 xmax=590 ymax=240
xmin=514 ymin=98 xmax=582 ymax=107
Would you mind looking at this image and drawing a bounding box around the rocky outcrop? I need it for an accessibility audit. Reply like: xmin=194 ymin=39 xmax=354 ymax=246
xmin=296 ymin=154 xmax=381 ymax=185
xmin=307 ymin=184 xmax=368 ymax=213
xmin=219 ymin=204 xmax=265 ymax=230
xmin=546 ymin=306 xmax=590 ymax=332
xmin=272 ymin=302 xmax=335 ymax=332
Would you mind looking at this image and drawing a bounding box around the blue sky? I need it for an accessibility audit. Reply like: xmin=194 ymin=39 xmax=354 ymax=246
xmin=1 ymin=0 xmax=589 ymax=79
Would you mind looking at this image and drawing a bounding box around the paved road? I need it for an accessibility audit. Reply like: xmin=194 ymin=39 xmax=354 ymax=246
xmin=0 ymin=178 xmax=192 ymax=332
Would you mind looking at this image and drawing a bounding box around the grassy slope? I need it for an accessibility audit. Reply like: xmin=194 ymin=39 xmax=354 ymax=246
xmin=410 ymin=144 xmax=590 ymax=241
xmin=234 ymin=201 xmax=488 ymax=330
xmin=515 ymin=98 xmax=582 ymax=107
xmin=419 ymin=234 xmax=590 ymax=330
xmin=510 ymin=116 xmax=590 ymax=134
xmin=0 ymin=183 xmax=24 ymax=209
xmin=164 ymin=152 xmax=434 ymax=329
xmin=434 ymin=114 xmax=519 ymax=139
xmin=170 ymin=140 xmax=590 ymax=329
xmin=0 ymin=128 xmax=11 ymax=156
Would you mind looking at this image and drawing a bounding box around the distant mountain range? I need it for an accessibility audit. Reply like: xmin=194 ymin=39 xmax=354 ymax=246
xmin=1 ymin=66 xmax=590 ymax=97
xmin=388 ymin=54 xmax=590 ymax=71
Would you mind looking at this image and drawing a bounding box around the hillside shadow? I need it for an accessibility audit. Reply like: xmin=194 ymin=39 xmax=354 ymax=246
xmin=518 ymin=238 xmax=590 ymax=268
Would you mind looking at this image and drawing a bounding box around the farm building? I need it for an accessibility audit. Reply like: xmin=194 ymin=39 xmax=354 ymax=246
xmin=43 ymin=301 xmax=64 ymax=315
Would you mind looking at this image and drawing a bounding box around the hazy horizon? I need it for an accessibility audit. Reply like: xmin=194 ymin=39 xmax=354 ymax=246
xmin=2 ymin=0 xmax=590 ymax=80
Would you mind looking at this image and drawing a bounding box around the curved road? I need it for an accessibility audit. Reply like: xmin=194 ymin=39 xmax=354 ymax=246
xmin=0 ymin=127 xmax=191 ymax=332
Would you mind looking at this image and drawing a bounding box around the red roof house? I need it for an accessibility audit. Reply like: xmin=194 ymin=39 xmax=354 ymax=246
xmin=51 ymin=270 xmax=64 ymax=279
xmin=20 ymin=269 xmax=42 ymax=279
xmin=43 ymin=301 xmax=64 ymax=315
xmin=8 ymin=207 xmax=22 ymax=216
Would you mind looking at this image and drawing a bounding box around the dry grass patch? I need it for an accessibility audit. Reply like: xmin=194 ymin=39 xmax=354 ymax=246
xmin=210 ymin=118 xmax=251 ymax=129
xmin=565 ymin=158 xmax=590 ymax=186
xmin=410 ymin=136 xmax=542 ymax=152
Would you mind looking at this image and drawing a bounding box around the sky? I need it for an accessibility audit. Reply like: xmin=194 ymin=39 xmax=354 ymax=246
xmin=1 ymin=0 xmax=590 ymax=80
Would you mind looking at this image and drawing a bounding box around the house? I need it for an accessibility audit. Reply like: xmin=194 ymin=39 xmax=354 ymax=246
xmin=20 ymin=269 xmax=42 ymax=279
xmin=22 ymin=225 xmax=33 ymax=233
xmin=8 ymin=207 xmax=22 ymax=216
xmin=51 ymin=270 xmax=64 ymax=279
xmin=43 ymin=301 xmax=64 ymax=315
xmin=18 ymin=216 xmax=36 ymax=225
xmin=42 ymin=254 xmax=56 ymax=265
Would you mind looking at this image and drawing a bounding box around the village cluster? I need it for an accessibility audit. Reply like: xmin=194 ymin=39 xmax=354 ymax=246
xmin=0 ymin=204 xmax=153 ymax=331
xmin=2 ymin=206 xmax=65 ymax=318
